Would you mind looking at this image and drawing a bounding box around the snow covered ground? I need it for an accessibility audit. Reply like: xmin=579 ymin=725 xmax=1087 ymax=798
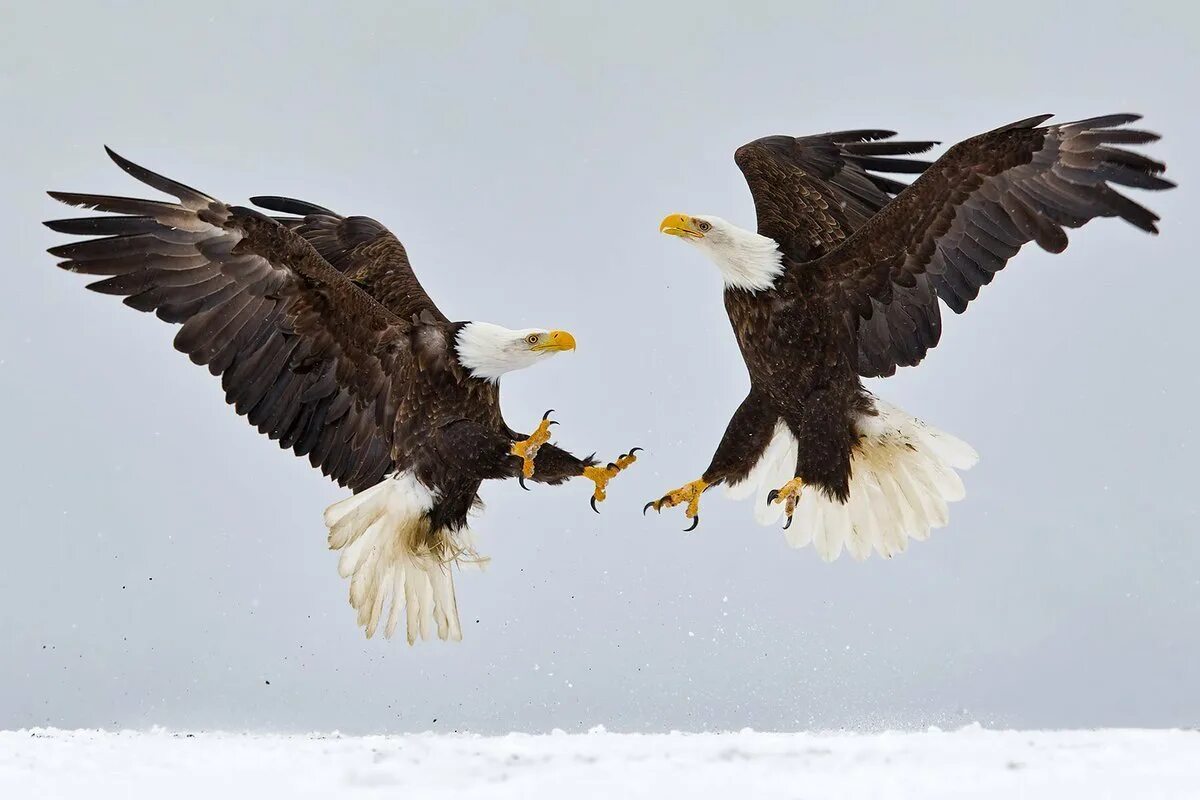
xmin=2 ymin=726 xmax=1197 ymax=799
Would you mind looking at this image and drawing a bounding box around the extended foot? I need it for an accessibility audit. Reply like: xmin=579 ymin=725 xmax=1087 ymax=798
xmin=643 ymin=478 xmax=709 ymax=531
xmin=511 ymin=409 xmax=557 ymax=486
xmin=582 ymin=448 xmax=642 ymax=513
xmin=767 ymin=477 xmax=804 ymax=530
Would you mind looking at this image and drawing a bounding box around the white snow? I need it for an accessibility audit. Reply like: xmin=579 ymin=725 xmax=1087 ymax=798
xmin=1 ymin=726 xmax=1197 ymax=799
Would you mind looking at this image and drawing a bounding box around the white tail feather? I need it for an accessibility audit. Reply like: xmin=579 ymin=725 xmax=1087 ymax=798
xmin=324 ymin=472 xmax=480 ymax=643
xmin=726 ymin=421 xmax=799 ymax=526
xmin=731 ymin=396 xmax=978 ymax=560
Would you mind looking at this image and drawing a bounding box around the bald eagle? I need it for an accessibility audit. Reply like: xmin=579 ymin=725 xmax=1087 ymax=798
xmin=47 ymin=148 xmax=638 ymax=643
xmin=649 ymin=113 xmax=1172 ymax=560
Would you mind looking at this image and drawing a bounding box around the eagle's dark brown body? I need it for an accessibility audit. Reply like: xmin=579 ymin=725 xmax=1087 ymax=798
xmin=698 ymin=131 xmax=939 ymax=502
xmin=46 ymin=150 xmax=631 ymax=640
xmin=667 ymin=114 xmax=1172 ymax=530
xmin=714 ymin=279 xmax=868 ymax=501
xmin=245 ymin=197 xmax=594 ymax=535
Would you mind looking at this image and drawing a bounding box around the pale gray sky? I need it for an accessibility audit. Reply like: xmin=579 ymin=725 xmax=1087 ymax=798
xmin=1 ymin=0 xmax=1196 ymax=733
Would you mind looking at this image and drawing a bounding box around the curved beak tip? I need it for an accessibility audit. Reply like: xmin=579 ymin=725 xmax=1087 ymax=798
xmin=536 ymin=330 xmax=576 ymax=353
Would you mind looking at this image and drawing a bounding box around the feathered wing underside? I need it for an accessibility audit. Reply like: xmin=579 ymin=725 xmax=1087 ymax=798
xmin=809 ymin=114 xmax=1173 ymax=354
xmin=46 ymin=148 xmax=417 ymax=492
xmin=251 ymin=196 xmax=449 ymax=325
xmin=734 ymin=130 xmax=942 ymax=377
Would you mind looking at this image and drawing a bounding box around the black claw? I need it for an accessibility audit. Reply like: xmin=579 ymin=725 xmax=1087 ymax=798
xmin=590 ymin=496 xmax=600 ymax=514
xmin=782 ymin=515 xmax=793 ymax=531
xmin=643 ymin=501 xmax=655 ymax=516
xmin=518 ymin=474 xmax=530 ymax=491
xmin=542 ymin=409 xmax=555 ymax=420
xmin=629 ymin=447 xmax=644 ymax=455
xmin=767 ymin=489 xmax=780 ymax=505
xmin=683 ymin=515 xmax=700 ymax=532
xmin=607 ymin=462 xmax=618 ymax=471
xmin=548 ymin=420 xmax=559 ymax=427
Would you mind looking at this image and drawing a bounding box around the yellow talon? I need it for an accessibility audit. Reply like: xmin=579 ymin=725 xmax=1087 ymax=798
xmin=643 ymin=478 xmax=709 ymax=530
xmin=511 ymin=411 xmax=557 ymax=479
xmin=582 ymin=448 xmax=641 ymax=512
xmin=766 ymin=477 xmax=805 ymax=530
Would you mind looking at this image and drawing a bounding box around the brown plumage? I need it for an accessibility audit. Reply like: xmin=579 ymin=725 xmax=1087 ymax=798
xmin=653 ymin=114 xmax=1172 ymax=559
xmin=46 ymin=148 xmax=634 ymax=641
xmin=734 ymin=129 xmax=941 ymax=377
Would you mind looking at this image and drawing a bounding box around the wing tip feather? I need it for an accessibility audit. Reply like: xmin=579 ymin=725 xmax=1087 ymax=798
xmin=250 ymin=195 xmax=339 ymax=217
xmin=47 ymin=190 xmax=83 ymax=206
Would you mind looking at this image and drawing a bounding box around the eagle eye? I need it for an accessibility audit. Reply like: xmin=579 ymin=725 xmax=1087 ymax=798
xmin=697 ymin=220 xmax=712 ymax=232
xmin=526 ymin=334 xmax=540 ymax=345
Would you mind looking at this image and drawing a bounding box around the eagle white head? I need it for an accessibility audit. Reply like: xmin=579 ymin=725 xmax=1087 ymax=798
xmin=455 ymin=322 xmax=577 ymax=382
xmin=660 ymin=213 xmax=784 ymax=292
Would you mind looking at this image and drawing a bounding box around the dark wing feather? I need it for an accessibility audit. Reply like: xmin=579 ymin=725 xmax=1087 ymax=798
xmin=251 ymin=195 xmax=448 ymax=325
xmin=735 ymin=130 xmax=937 ymax=261
xmin=47 ymin=148 xmax=423 ymax=492
xmin=806 ymin=114 xmax=1172 ymax=365
xmin=735 ymin=130 xmax=942 ymax=377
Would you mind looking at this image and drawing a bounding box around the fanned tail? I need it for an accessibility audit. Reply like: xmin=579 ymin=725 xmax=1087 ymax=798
xmin=324 ymin=472 xmax=480 ymax=643
xmin=732 ymin=397 xmax=978 ymax=560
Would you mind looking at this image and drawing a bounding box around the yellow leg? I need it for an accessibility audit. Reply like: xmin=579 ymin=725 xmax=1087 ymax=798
xmin=767 ymin=477 xmax=804 ymax=529
xmin=644 ymin=478 xmax=709 ymax=531
xmin=510 ymin=409 xmax=557 ymax=480
xmin=582 ymin=448 xmax=642 ymax=512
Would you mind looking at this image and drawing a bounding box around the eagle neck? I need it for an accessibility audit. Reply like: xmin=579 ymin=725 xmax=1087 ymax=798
xmin=705 ymin=225 xmax=785 ymax=292
xmin=454 ymin=321 xmax=550 ymax=383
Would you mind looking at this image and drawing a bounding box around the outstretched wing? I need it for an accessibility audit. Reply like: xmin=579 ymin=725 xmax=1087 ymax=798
xmin=807 ymin=114 xmax=1172 ymax=367
xmin=735 ymin=130 xmax=941 ymax=377
xmin=46 ymin=149 xmax=421 ymax=492
xmin=251 ymin=195 xmax=448 ymax=325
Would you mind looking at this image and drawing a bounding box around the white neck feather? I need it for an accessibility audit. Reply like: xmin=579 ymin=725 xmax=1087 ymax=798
xmin=454 ymin=322 xmax=545 ymax=382
xmin=693 ymin=216 xmax=784 ymax=292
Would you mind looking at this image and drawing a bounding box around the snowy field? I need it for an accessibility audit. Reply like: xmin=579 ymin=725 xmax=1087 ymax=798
xmin=2 ymin=726 xmax=1198 ymax=799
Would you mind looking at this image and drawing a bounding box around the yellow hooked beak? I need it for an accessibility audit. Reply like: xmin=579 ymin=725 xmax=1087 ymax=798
xmin=531 ymin=329 xmax=577 ymax=352
xmin=660 ymin=213 xmax=704 ymax=239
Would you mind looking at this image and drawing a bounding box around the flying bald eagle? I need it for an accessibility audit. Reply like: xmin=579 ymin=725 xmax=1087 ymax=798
xmin=46 ymin=148 xmax=638 ymax=643
xmin=649 ymin=113 xmax=1172 ymax=560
